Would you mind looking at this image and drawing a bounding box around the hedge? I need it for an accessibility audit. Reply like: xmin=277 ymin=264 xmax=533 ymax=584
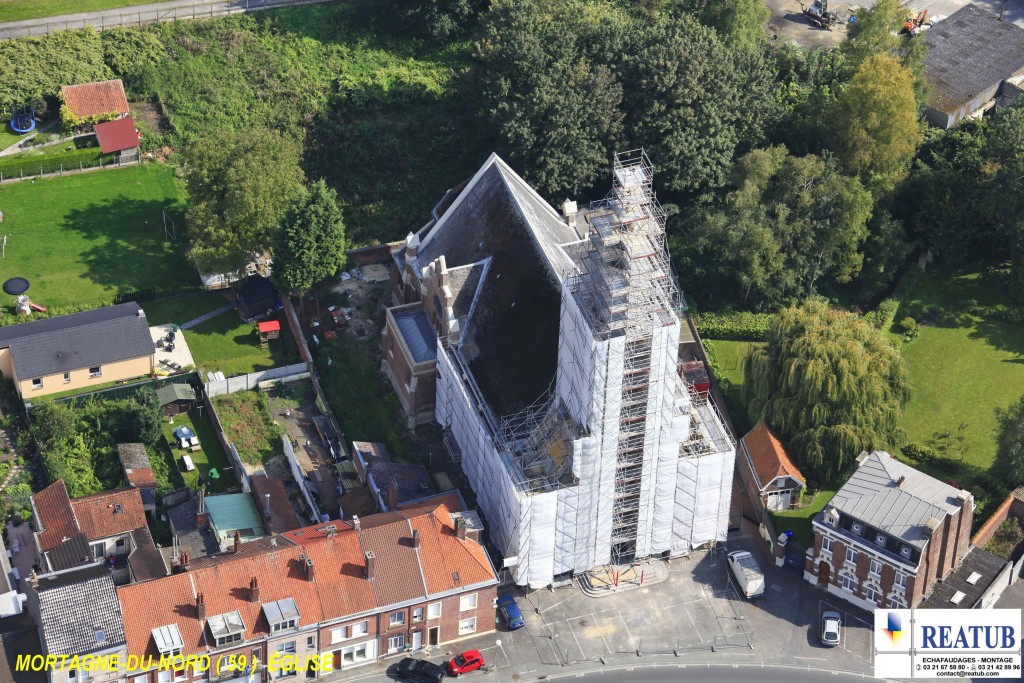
xmin=0 ymin=147 xmax=117 ymax=178
xmin=691 ymin=310 xmax=772 ymax=341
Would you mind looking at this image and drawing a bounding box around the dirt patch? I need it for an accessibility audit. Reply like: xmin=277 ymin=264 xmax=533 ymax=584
xmin=131 ymin=99 xmax=170 ymax=135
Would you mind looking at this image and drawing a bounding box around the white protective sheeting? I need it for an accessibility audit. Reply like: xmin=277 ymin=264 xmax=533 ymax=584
xmin=523 ymin=490 xmax=559 ymax=587
xmin=672 ymin=447 xmax=735 ymax=555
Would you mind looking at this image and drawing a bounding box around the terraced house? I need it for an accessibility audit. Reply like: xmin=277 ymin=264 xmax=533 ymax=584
xmin=115 ymin=492 xmax=497 ymax=682
xmin=803 ymin=451 xmax=974 ymax=610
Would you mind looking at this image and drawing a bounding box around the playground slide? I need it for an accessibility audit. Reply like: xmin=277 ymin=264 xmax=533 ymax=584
xmin=28 ymin=301 xmax=46 ymax=312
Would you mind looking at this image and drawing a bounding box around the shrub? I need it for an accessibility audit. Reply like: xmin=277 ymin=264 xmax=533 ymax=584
xmin=899 ymin=316 xmax=917 ymax=333
xmin=692 ymin=310 xmax=773 ymax=341
xmin=866 ymin=298 xmax=899 ymax=330
xmin=984 ymin=518 xmax=1024 ymax=561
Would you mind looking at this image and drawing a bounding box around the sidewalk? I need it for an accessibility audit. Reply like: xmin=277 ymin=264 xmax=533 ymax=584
xmin=0 ymin=0 xmax=338 ymax=40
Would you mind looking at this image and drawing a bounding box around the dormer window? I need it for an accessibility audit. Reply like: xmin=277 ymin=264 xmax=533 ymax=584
xmin=851 ymin=522 xmax=863 ymax=535
xmin=263 ymin=597 xmax=300 ymax=633
xmin=875 ymin=533 xmax=886 ymax=546
xmin=900 ymin=546 xmax=912 ymax=559
xmin=152 ymin=624 xmax=184 ymax=658
xmin=208 ymin=611 xmax=246 ymax=648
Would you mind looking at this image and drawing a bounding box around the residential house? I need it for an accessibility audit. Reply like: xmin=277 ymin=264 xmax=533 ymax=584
xmin=117 ymin=444 xmax=157 ymax=513
xmin=116 ymin=492 xmax=497 ymax=680
xmin=351 ymin=442 xmax=434 ymax=512
xmin=60 ymin=79 xmax=130 ymax=125
xmin=0 ymin=624 xmax=46 ymax=683
xmin=0 ymin=303 xmax=155 ymax=400
xmin=803 ymin=451 xmax=973 ymax=610
xmin=740 ymin=423 xmax=805 ymax=511
xmin=31 ymin=482 xmax=165 ymax=583
xmin=24 ymin=563 xmax=128 ymax=683
xmin=249 ymin=475 xmax=301 ymax=535
xmin=923 ymin=6 xmax=1024 ymax=128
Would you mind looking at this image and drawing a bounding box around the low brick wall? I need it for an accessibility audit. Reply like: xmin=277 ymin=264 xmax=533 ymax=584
xmin=346 ymin=242 xmax=400 ymax=267
xmin=972 ymin=487 xmax=1024 ymax=548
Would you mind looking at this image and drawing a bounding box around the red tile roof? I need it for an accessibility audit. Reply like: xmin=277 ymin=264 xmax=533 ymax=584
xmin=125 ymin=467 xmax=156 ymax=489
xmin=117 ymin=572 xmax=203 ymax=658
xmin=33 ymin=481 xmax=79 ymax=552
xmin=60 ymin=79 xmax=129 ymax=119
xmin=71 ymin=488 xmax=148 ymax=542
xmin=93 ymin=115 xmax=139 ymax=153
xmin=742 ymin=422 xmax=806 ymax=489
xmin=249 ymin=475 xmax=300 ymax=534
xmin=287 ymin=525 xmax=377 ymax=620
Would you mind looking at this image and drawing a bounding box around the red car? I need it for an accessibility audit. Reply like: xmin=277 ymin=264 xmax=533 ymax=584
xmin=447 ymin=650 xmax=485 ymax=676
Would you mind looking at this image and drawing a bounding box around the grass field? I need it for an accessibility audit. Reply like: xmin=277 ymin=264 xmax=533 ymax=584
xmin=210 ymin=390 xmax=281 ymax=465
xmin=143 ymin=293 xmax=299 ymax=376
xmin=0 ymin=0 xmax=156 ymax=22
xmin=769 ymin=489 xmax=837 ymax=548
xmin=0 ymin=163 xmax=189 ymax=308
xmin=704 ymin=339 xmax=762 ymax=436
xmin=895 ymin=269 xmax=1024 ymax=471
xmin=0 ymin=125 xmax=31 ymax=151
xmin=161 ymin=409 xmax=233 ymax=492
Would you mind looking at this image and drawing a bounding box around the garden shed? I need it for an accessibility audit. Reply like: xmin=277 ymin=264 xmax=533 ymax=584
xmin=237 ymin=275 xmax=277 ymax=321
xmin=94 ymin=116 xmax=141 ymax=158
xmin=157 ymin=383 xmax=198 ymax=417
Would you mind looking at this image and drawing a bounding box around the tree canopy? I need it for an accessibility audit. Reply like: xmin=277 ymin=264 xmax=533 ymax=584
xmin=742 ymin=299 xmax=911 ymax=481
xmin=842 ymin=0 xmax=904 ymax=67
xmin=993 ymin=395 xmax=1024 ymax=493
xmin=273 ymin=180 xmax=348 ymax=295
xmin=831 ymin=53 xmax=919 ymax=186
xmin=694 ymin=0 xmax=769 ymax=52
xmin=184 ymin=128 xmax=306 ymax=273
xmin=679 ymin=146 xmax=872 ymax=310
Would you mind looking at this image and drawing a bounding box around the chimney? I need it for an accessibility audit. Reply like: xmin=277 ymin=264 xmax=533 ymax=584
xmin=364 ymin=550 xmax=376 ymax=580
xmin=924 ymin=516 xmax=942 ymax=537
xmin=196 ymin=593 xmax=206 ymax=620
xmin=234 ymin=529 xmax=242 ymax=554
xmin=249 ymin=576 xmax=260 ymax=602
xmin=264 ymin=493 xmax=272 ymax=520
xmin=304 ymin=556 xmax=315 ymax=581
xmin=352 ymin=515 xmax=360 ymax=531
xmin=562 ymin=199 xmax=578 ymax=229
xmin=412 ymin=530 xmax=421 ymax=549
xmin=180 ymin=552 xmax=190 ymax=571
xmin=897 ymin=475 xmax=907 ymax=488
xmin=388 ymin=477 xmax=399 ymax=511
xmin=455 ymin=517 xmax=467 ymax=541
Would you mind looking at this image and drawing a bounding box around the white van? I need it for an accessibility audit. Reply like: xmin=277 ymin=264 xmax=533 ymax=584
xmin=727 ymin=550 xmax=765 ymax=599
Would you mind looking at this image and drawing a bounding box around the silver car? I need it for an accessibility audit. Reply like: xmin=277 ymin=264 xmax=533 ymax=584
xmin=821 ymin=610 xmax=842 ymax=647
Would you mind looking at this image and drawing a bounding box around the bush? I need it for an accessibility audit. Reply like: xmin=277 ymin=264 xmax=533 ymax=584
xmin=866 ymin=297 xmax=899 ymax=330
xmin=0 ymin=146 xmax=117 ymax=179
xmin=901 ymin=442 xmax=938 ymax=464
xmin=692 ymin=310 xmax=773 ymax=341
xmin=984 ymin=518 xmax=1024 ymax=561
xmin=899 ymin=316 xmax=917 ymax=333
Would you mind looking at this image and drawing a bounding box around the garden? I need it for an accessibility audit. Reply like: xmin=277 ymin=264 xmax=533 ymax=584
xmin=210 ymin=389 xmax=282 ymax=466
xmin=142 ymin=292 xmax=299 ymax=376
xmin=0 ymin=163 xmax=188 ymax=310
xmin=160 ymin=408 xmax=232 ymax=492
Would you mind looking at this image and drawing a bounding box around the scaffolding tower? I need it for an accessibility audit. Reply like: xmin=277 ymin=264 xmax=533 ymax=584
xmin=568 ymin=149 xmax=684 ymax=562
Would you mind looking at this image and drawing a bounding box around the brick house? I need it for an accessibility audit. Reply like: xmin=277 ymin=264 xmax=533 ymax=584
xmin=115 ymin=492 xmax=498 ymax=680
xmin=802 ymin=451 xmax=973 ymax=611
xmin=740 ymin=423 xmax=805 ymax=511
xmin=31 ymin=482 xmax=165 ymax=584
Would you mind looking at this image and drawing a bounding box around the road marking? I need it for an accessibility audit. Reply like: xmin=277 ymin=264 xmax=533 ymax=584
xmin=616 ymin=608 xmax=633 ymax=640
xmin=683 ymin=601 xmax=704 ymax=643
xmin=793 ymin=656 xmax=828 ymax=661
xmin=565 ymin=618 xmax=584 ymax=661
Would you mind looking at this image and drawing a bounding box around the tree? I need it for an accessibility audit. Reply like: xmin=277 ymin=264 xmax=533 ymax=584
xmin=184 ymin=128 xmax=306 ymax=273
xmin=31 ymin=401 xmax=77 ymax=449
xmin=128 ymin=389 xmax=163 ymax=448
xmin=624 ymin=14 xmax=780 ymax=194
xmin=379 ymin=0 xmax=486 ymax=40
xmin=696 ymin=0 xmax=769 ymax=52
xmin=842 ymin=0 xmax=904 ymax=67
xmin=743 ymin=299 xmax=911 ymax=481
xmin=680 ymin=146 xmax=872 ymax=310
xmin=993 ymin=395 xmax=1024 ymax=489
xmin=772 ymin=44 xmax=852 ymax=155
xmin=273 ymin=180 xmax=348 ymax=297
xmin=475 ymin=0 xmax=626 ymax=196
xmin=831 ymin=53 xmax=919 ymax=186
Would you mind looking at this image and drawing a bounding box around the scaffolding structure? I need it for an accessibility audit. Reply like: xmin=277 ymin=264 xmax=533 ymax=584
xmin=566 ymin=149 xmax=685 ymax=562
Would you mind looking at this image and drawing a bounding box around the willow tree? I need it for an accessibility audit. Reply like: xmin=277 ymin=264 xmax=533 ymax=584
xmin=742 ymin=299 xmax=910 ymax=481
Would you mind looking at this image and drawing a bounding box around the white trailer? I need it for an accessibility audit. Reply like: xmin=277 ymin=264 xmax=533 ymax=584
xmin=727 ymin=550 xmax=765 ymax=599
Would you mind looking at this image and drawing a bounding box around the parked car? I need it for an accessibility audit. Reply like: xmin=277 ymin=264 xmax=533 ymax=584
xmin=496 ymin=594 xmax=526 ymax=630
xmin=396 ymin=658 xmax=446 ymax=683
xmin=727 ymin=550 xmax=765 ymax=599
xmin=821 ymin=610 xmax=842 ymax=647
xmin=447 ymin=650 xmax=485 ymax=676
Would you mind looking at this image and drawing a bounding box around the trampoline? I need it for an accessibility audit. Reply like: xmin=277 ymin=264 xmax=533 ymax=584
xmin=9 ymin=107 xmax=35 ymax=135
xmin=2 ymin=278 xmax=29 ymax=296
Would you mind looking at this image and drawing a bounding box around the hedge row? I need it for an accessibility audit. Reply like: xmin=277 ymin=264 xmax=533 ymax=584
xmin=0 ymin=147 xmax=117 ymax=179
xmin=691 ymin=310 xmax=773 ymax=341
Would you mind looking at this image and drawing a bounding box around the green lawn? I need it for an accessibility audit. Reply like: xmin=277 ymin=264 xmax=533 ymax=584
xmin=0 ymin=125 xmax=31 ymax=152
xmin=161 ymin=409 xmax=233 ymax=492
xmin=896 ymin=269 xmax=1024 ymax=471
xmin=769 ymin=488 xmax=837 ymax=549
xmin=703 ymin=339 xmax=763 ymax=436
xmin=210 ymin=390 xmax=281 ymax=466
xmin=0 ymin=0 xmax=157 ymax=22
xmin=0 ymin=163 xmax=190 ymax=308
xmin=142 ymin=293 xmax=299 ymax=376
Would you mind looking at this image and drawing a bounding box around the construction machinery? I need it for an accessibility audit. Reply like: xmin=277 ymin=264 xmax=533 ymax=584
xmin=903 ymin=8 xmax=931 ymax=34
xmin=804 ymin=0 xmax=841 ymax=30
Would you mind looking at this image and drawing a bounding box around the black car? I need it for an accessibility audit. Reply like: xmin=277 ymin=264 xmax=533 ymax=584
xmin=396 ymin=657 xmax=446 ymax=683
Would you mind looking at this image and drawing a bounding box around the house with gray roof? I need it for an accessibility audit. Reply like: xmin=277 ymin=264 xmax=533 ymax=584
xmin=24 ymin=563 xmax=127 ymax=683
xmin=923 ymin=5 xmax=1024 ymax=128
xmin=0 ymin=302 xmax=155 ymax=400
xmin=803 ymin=451 xmax=974 ymax=611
